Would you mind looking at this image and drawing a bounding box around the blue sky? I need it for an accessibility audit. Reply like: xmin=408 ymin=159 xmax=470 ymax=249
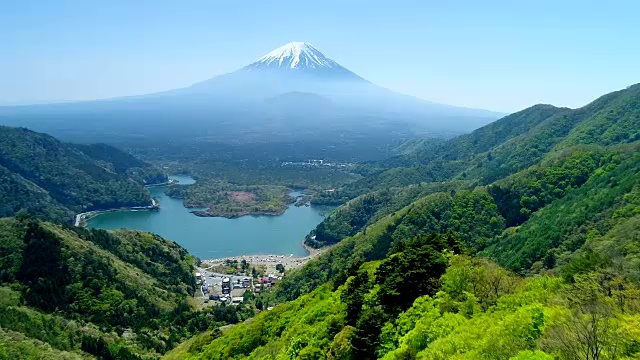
xmin=2 ymin=0 xmax=639 ymax=112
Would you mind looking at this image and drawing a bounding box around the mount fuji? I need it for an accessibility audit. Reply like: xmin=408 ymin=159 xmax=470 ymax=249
xmin=166 ymin=42 xmax=499 ymax=118
xmin=174 ymin=42 xmax=369 ymax=98
xmin=248 ymin=42 xmax=352 ymax=72
xmin=0 ymin=42 xmax=503 ymax=160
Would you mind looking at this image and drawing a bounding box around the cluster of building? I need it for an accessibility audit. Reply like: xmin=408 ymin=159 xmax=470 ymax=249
xmin=196 ymin=273 xmax=246 ymax=305
xmin=222 ymin=277 xmax=252 ymax=293
xmin=280 ymin=159 xmax=353 ymax=168
xmin=254 ymin=274 xmax=281 ymax=292
xmin=196 ymin=270 xmax=285 ymax=306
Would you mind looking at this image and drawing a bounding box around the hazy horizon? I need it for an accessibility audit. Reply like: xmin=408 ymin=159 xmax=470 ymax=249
xmin=3 ymin=0 xmax=640 ymax=112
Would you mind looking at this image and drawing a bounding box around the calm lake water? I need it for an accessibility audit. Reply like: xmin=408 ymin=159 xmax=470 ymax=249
xmin=87 ymin=175 xmax=330 ymax=258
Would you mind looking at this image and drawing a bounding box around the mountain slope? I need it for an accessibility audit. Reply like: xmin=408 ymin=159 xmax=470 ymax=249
xmin=244 ymin=42 xmax=362 ymax=79
xmin=0 ymin=217 xmax=197 ymax=358
xmin=0 ymin=126 xmax=167 ymax=221
xmin=71 ymin=143 xmax=168 ymax=185
xmin=173 ymin=233 xmax=640 ymax=359
xmin=318 ymin=83 xmax=640 ymax=204
xmin=0 ymin=164 xmax=72 ymax=220
xmin=483 ymin=144 xmax=640 ymax=271
xmin=170 ymin=139 xmax=640 ymax=360
xmin=275 ymin=84 xmax=640 ymax=298
xmin=0 ymin=42 xmax=501 ymax=156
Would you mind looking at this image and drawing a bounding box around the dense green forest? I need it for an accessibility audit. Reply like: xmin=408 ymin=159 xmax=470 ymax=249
xmin=72 ymin=143 xmax=168 ymax=185
xmin=311 ymin=84 xmax=640 ymax=246
xmin=307 ymin=181 xmax=473 ymax=247
xmin=169 ymin=241 xmax=640 ymax=359
xmin=163 ymin=84 xmax=640 ymax=359
xmin=0 ymin=126 xmax=168 ymax=221
xmin=151 ymin=158 xmax=359 ymax=190
xmin=0 ymin=217 xmax=254 ymax=359
xmin=2 ymin=83 xmax=640 ymax=359
xmin=314 ymin=84 xmax=640 ymax=204
xmin=166 ymin=180 xmax=295 ymax=218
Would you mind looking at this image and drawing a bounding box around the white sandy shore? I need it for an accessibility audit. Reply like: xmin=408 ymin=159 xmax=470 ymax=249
xmin=202 ymin=253 xmax=309 ymax=272
xmin=201 ymin=243 xmax=328 ymax=272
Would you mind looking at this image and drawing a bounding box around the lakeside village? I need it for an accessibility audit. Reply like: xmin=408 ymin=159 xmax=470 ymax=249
xmin=194 ymin=253 xmax=313 ymax=308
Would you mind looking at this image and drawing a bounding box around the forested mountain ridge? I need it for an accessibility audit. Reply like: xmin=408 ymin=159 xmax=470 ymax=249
xmin=171 ymin=235 xmax=640 ymax=359
xmin=0 ymin=126 xmax=167 ymax=221
xmin=0 ymin=164 xmax=72 ymax=220
xmin=173 ymin=144 xmax=640 ymax=359
xmin=0 ymin=217 xmax=252 ymax=359
xmin=169 ymin=84 xmax=640 ymax=359
xmin=483 ymin=143 xmax=640 ymax=272
xmin=311 ymin=84 xmax=640 ymax=246
xmin=316 ymin=84 xmax=640 ymax=204
xmin=312 ymin=104 xmax=567 ymax=205
xmin=71 ymin=143 xmax=168 ymax=185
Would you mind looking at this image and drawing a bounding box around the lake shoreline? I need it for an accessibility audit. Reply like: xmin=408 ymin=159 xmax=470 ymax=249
xmin=74 ymin=198 xmax=159 ymax=227
xmin=86 ymin=175 xmax=331 ymax=259
xmin=168 ymin=187 xmax=302 ymax=220
xmin=200 ymin=241 xmax=331 ymax=273
xmin=145 ymin=179 xmax=178 ymax=187
xmin=190 ymin=207 xmax=287 ymax=219
xmin=74 ymin=178 xmax=182 ymax=226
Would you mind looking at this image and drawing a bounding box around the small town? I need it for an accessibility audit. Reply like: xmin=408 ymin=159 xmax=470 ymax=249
xmin=193 ymin=253 xmax=313 ymax=308
xmin=195 ymin=271 xmax=281 ymax=307
xmin=280 ymin=159 xmax=353 ymax=168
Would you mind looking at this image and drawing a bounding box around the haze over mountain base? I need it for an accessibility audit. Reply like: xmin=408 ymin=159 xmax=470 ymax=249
xmin=0 ymin=42 xmax=502 ymax=162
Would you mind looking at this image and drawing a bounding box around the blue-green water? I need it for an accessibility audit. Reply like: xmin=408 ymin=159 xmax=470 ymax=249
xmin=87 ymin=176 xmax=329 ymax=259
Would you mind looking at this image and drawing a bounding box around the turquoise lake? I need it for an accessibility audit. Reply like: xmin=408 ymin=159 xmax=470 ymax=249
xmin=87 ymin=176 xmax=330 ymax=259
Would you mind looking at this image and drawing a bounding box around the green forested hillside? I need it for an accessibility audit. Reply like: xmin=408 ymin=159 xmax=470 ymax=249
xmin=316 ymin=84 xmax=640 ymax=204
xmin=72 ymin=143 xmax=167 ymax=185
xmin=0 ymin=164 xmax=73 ymax=220
xmin=169 ymin=84 xmax=640 ymax=359
xmin=170 ymin=248 xmax=640 ymax=359
xmin=310 ymin=84 xmax=640 ymax=253
xmin=0 ymin=126 xmax=167 ymax=221
xmin=313 ymin=104 xmax=566 ymax=204
xmin=308 ymin=181 xmax=472 ymax=247
xmin=484 ymin=144 xmax=640 ymax=272
xmin=3 ymin=83 xmax=640 ymax=359
xmin=165 ymin=180 xmax=294 ymax=218
xmin=0 ymin=217 xmax=254 ymax=359
xmin=277 ymin=144 xmax=640 ymax=305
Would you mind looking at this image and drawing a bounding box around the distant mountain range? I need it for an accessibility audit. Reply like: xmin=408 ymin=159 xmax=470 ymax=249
xmin=0 ymin=42 xmax=503 ymax=156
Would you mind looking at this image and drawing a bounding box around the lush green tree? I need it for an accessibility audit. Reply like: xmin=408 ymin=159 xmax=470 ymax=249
xmin=340 ymin=271 xmax=371 ymax=326
xmin=376 ymin=234 xmax=453 ymax=315
xmin=17 ymin=222 xmax=69 ymax=312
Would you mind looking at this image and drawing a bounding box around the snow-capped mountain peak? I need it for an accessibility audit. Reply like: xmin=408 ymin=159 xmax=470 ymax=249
xmin=249 ymin=42 xmax=341 ymax=70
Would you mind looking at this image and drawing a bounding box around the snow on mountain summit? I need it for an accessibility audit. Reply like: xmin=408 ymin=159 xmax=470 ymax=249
xmin=186 ymin=41 xmax=365 ymax=94
xmin=248 ymin=42 xmax=341 ymax=70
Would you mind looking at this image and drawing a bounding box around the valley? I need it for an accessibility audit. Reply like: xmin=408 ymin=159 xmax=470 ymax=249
xmin=0 ymin=23 xmax=639 ymax=360
xmin=168 ymin=83 xmax=640 ymax=359
xmin=0 ymin=82 xmax=639 ymax=358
